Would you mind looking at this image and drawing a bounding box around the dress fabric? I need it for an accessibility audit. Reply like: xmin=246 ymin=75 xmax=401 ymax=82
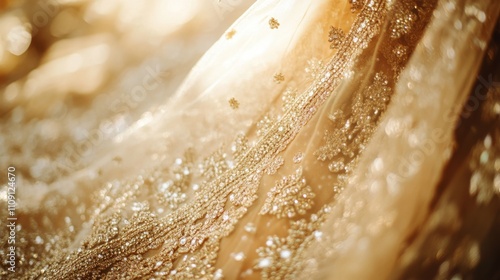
xmin=0 ymin=0 xmax=499 ymax=279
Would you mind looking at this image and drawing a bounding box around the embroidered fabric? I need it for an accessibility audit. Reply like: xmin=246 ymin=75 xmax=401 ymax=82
xmin=0 ymin=0 xmax=499 ymax=279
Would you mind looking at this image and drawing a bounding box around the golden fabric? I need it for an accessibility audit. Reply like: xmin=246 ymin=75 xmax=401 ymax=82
xmin=0 ymin=0 xmax=499 ymax=279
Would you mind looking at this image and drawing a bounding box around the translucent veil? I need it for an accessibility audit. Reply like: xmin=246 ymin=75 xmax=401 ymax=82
xmin=302 ymin=0 xmax=500 ymax=278
xmin=2 ymin=0 xmax=499 ymax=278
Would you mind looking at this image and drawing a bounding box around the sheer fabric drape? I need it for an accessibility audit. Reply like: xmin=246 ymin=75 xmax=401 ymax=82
xmin=1 ymin=0 xmax=499 ymax=279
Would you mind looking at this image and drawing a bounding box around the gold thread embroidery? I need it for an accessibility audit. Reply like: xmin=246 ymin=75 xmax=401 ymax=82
xmin=328 ymin=27 xmax=345 ymax=49
xmin=273 ymin=73 xmax=285 ymax=84
xmin=228 ymin=97 xmax=240 ymax=109
xmin=260 ymin=167 xmax=315 ymax=219
xmin=226 ymin=29 xmax=236 ymax=39
xmin=269 ymin=17 xmax=280 ymax=29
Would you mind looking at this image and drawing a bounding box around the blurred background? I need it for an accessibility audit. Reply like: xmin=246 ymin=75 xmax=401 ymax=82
xmin=0 ymin=0 xmax=255 ymax=186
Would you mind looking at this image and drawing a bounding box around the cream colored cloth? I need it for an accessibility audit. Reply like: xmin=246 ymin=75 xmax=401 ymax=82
xmin=0 ymin=0 xmax=499 ymax=279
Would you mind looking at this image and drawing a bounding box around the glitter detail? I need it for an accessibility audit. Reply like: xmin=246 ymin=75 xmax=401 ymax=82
xmin=225 ymin=29 xmax=236 ymax=39
xmin=269 ymin=17 xmax=280 ymax=29
xmin=273 ymin=73 xmax=285 ymax=84
xmin=349 ymin=0 xmax=365 ymax=12
xmin=260 ymin=167 xmax=315 ymax=219
xmin=328 ymin=26 xmax=345 ymax=49
xmin=229 ymin=97 xmax=240 ymax=109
